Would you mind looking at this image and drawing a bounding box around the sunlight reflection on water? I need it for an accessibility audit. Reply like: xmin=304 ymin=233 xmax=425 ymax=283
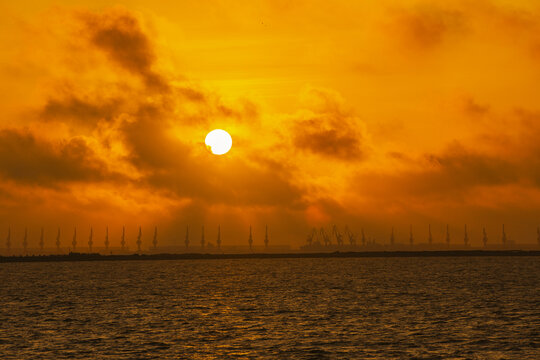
xmin=0 ymin=257 xmax=538 ymax=359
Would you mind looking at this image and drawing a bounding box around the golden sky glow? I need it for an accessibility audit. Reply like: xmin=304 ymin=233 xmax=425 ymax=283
xmin=1 ymin=1 xmax=540 ymax=246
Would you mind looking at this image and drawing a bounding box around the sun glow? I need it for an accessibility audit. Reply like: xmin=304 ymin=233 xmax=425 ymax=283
xmin=205 ymin=129 xmax=233 ymax=155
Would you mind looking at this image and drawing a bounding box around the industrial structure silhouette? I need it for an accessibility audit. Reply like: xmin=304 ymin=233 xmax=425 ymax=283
xmin=1 ymin=223 xmax=538 ymax=256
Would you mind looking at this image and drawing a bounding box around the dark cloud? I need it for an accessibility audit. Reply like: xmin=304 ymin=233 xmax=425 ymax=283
xmin=0 ymin=129 xmax=117 ymax=186
xmin=356 ymin=143 xmax=520 ymax=204
xmin=463 ymin=97 xmax=489 ymax=117
xmin=41 ymin=95 xmax=122 ymax=127
xmin=293 ymin=119 xmax=363 ymax=160
xmin=120 ymin=104 xmax=184 ymax=170
xmin=292 ymin=89 xmax=364 ymax=161
xmin=83 ymin=11 xmax=168 ymax=91
xmin=144 ymin=153 xmax=305 ymax=208
xmin=391 ymin=5 xmax=466 ymax=49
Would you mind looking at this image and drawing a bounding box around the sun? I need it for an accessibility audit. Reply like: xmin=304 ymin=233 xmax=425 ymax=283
xmin=205 ymin=129 xmax=233 ymax=155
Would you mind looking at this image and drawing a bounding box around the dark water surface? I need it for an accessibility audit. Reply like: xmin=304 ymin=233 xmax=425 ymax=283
xmin=0 ymin=257 xmax=538 ymax=359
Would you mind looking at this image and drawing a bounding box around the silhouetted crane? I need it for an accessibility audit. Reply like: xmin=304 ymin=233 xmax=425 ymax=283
xmin=332 ymin=225 xmax=343 ymax=246
xmin=217 ymin=225 xmax=221 ymax=249
xmin=121 ymin=226 xmax=126 ymax=250
xmin=264 ymin=225 xmax=269 ymax=248
xmin=464 ymin=225 xmax=469 ymax=247
xmin=428 ymin=224 xmax=433 ymax=245
xmin=5 ymin=227 xmax=10 ymax=251
xmin=390 ymin=227 xmax=395 ymax=246
xmin=320 ymin=227 xmax=330 ymax=246
xmin=56 ymin=228 xmax=60 ymax=252
xmin=482 ymin=227 xmax=488 ymax=247
xmin=361 ymin=228 xmax=366 ymax=246
xmin=201 ymin=226 xmax=205 ymax=249
xmin=248 ymin=226 xmax=253 ymax=250
xmin=409 ymin=225 xmax=414 ymax=246
xmin=88 ymin=227 xmax=93 ymax=252
xmin=39 ymin=227 xmax=44 ymax=252
xmin=152 ymin=226 xmax=158 ymax=249
xmin=345 ymin=226 xmax=356 ymax=246
xmin=185 ymin=225 xmax=189 ymax=248
xmin=104 ymin=226 xmax=109 ymax=250
xmin=306 ymin=228 xmax=316 ymax=246
xmin=72 ymin=227 xmax=77 ymax=250
xmin=502 ymin=224 xmax=507 ymax=245
xmin=446 ymin=225 xmax=450 ymax=246
xmin=136 ymin=226 xmax=142 ymax=252
xmin=537 ymin=227 xmax=540 ymax=246
xmin=23 ymin=227 xmax=28 ymax=254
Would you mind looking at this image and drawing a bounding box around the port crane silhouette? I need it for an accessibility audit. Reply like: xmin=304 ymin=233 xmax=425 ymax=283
xmin=39 ymin=227 xmax=44 ymax=252
xmin=56 ymin=228 xmax=60 ymax=252
xmin=345 ymin=226 xmax=356 ymax=246
xmin=23 ymin=228 xmax=28 ymax=254
xmin=121 ymin=226 xmax=126 ymax=250
xmin=136 ymin=226 xmax=142 ymax=252
xmin=72 ymin=227 xmax=77 ymax=250
xmin=104 ymin=226 xmax=109 ymax=250
xmin=201 ymin=226 xmax=205 ymax=249
xmin=217 ymin=225 xmax=221 ymax=249
xmin=248 ymin=226 xmax=253 ymax=250
xmin=88 ymin=227 xmax=93 ymax=252
xmin=332 ymin=225 xmax=343 ymax=246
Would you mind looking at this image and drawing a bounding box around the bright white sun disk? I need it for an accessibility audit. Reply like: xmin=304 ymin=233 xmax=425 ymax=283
xmin=205 ymin=129 xmax=232 ymax=155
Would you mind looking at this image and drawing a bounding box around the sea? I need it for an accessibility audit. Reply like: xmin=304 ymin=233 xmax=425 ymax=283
xmin=0 ymin=257 xmax=538 ymax=359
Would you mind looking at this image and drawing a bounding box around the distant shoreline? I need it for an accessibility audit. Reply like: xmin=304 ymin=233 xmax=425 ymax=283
xmin=0 ymin=250 xmax=539 ymax=263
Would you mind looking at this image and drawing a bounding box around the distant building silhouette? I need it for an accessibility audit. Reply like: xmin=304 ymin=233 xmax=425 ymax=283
xmin=217 ymin=225 xmax=221 ymax=249
xmin=5 ymin=227 xmax=10 ymax=251
xmin=482 ymin=227 xmax=488 ymax=247
xmin=185 ymin=225 xmax=189 ymax=248
xmin=72 ymin=227 xmax=77 ymax=250
xmin=104 ymin=226 xmax=109 ymax=250
xmin=390 ymin=227 xmax=395 ymax=246
xmin=121 ymin=226 xmax=126 ymax=250
xmin=201 ymin=226 xmax=205 ymax=249
xmin=446 ymin=225 xmax=450 ymax=246
xmin=428 ymin=224 xmax=433 ymax=244
xmin=152 ymin=226 xmax=158 ymax=249
xmin=264 ymin=225 xmax=269 ymax=248
xmin=39 ymin=227 xmax=44 ymax=251
xmin=248 ymin=226 xmax=253 ymax=250
xmin=56 ymin=228 xmax=60 ymax=252
xmin=136 ymin=226 xmax=142 ymax=252
xmin=409 ymin=225 xmax=414 ymax=246
xmin=502 ymin=224 xmax=507 ymax=245
xmin=464 ymin=225 xmax=469 ymax=247
xmin=23 ymin=228 xmax=28 ymax=254
xmin=88 ymin=227 xmax=93 ymax=252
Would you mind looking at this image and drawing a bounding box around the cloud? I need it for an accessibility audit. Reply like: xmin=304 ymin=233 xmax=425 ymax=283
xmin=291 ymin=88 xmax=365 ymax=161
xmin=83 ymin=10 xmax=169 ymax=91
xmin=389 ymin=4 xmax=466 ymax=49
xmin=0 ymin=129 xmax=118 ymax=186
xmin=41 ymin=95 xmax=122 ymax=128
xmin=463 ymin=97 xmax=489 ymax=117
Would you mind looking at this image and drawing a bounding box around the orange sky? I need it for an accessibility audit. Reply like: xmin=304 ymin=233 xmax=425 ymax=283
xmin=1 ymin=0 xmax=540 ymax=247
